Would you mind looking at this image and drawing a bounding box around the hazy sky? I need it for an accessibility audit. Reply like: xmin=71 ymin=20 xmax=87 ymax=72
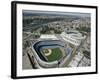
xmin=23 ymin=10 xmax=90 ymax=17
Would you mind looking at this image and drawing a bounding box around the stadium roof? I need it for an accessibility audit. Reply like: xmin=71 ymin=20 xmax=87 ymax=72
xmin=40 ymin=35 xmax=59 ymax=40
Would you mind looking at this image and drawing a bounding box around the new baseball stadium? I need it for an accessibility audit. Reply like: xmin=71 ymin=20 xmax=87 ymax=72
xmin=30 ymin=29 xmax=86 ymax=68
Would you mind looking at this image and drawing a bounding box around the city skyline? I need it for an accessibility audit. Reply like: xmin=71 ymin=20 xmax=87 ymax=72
xmin=23 ymin=10 xmax=90 ymax=18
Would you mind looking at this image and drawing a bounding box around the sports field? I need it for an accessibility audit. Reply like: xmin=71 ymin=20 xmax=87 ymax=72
xmin=42 ymin=48 xmax=63 ymax=62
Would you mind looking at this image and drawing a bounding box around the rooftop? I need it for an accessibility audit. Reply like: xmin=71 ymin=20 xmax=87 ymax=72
xmin=40 ymin=34 xmax=59 ymax=40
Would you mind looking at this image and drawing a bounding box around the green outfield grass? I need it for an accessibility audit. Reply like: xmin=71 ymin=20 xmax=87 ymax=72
xmin=44 ymin=48 xmax=63 ymax=62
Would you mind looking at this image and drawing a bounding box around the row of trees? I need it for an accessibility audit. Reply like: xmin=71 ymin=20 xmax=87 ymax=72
xmin=40 ymin=26 xmax=62 ymax=34
xmin=76 ymin=26 xmax=90 ymax=33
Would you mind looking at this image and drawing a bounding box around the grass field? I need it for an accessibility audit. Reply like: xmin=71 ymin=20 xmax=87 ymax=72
xmin=43 ymin=48 xmax=63 ymax=62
